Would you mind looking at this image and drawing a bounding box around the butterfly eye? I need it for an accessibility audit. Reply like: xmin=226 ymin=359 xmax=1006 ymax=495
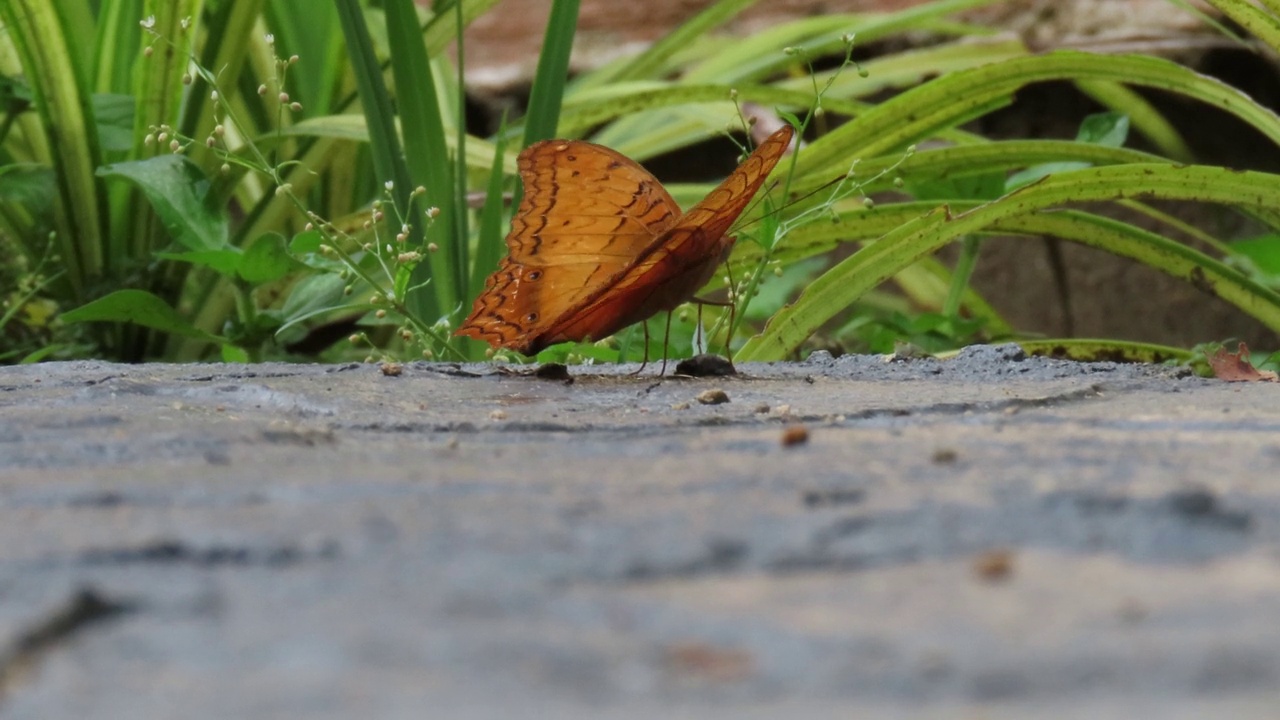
xmin=525 ymin=312 xmax=539 ymax=323
xmin=527 ymin=270 xmax=542 ymax=281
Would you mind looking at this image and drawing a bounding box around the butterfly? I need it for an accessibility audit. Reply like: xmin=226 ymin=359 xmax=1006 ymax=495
xmin=455 ymin=123 xmax=795 ymax=357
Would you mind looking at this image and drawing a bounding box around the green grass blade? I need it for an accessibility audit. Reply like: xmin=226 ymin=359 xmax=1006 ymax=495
xmin=687 ymin=0 xmax=1005 ymax=84
xmin=1202 ymin=0 xmax=1280 ymax=51
xmin=424 ymin=0 xmax=503 ymax=57
xmin=334 ymin=0 xmax=439 ymax=319
xmin=386 ymin=0 xmax=460 ymax=313
xmin=775 ymin=38 xmax=1028 ymax=100
xmin=578 ymin=0 xmax=759 ymax=88
xmin=740 ymin=206 xmax=953 ymax=360
xmin=92 ymin=0 xmax=144 ymax=94
xmin=792 ymin=51 xmax=1280 ymax=186
xmin=128 ymin=0 xmax=197 ymax=266
xmin=335 ymin=0 xmax=411 ymax=191
xmin=178 ymin=0 xmax=266 ymax=152
xmin=471 ymin=123 xmax=510 ymax=317
xmin=996 ymin=210 xmax=1280 ymax=333
xmin=265 ymin=0 xmax=341 ymax=111
xmin=521 ymin=0 xmax=579 ymax=146
xmin=278 ymin=115 xmax=513 ymax=173
xmin=1 ymin=0 xmax=108 ymax=299
xmin=1017 ymin=338 xmax=1193 ymax=363
xmin=740 ymin=163 xmax=1280 ymax=359
xmin=557 ymin=83 xmax=825 ymax=140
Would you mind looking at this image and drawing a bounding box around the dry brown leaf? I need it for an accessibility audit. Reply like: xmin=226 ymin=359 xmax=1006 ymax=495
xmin=1207 ymin=342 xmax=1279 ymax=382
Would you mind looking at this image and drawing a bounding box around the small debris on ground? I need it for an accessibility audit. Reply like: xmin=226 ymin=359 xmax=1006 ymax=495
xmin=675 ymin=354 xmax=736 ymax=377
xmin=1118 ymin=597 xmax=1149 ymax=624
xmin=379 ymin=362 xmax=403 ymax=377
xmin=1208 ymin=342 xmax=1278 ymax=382
xmin=802 ymin=488 xmax=865 ymax=508
xmin=932 ymin=448 xmax=959 ymax=464
xmin=696 ymin=389 xmax=730 ymax=405
xmin=780 ymin=425 xmax=809 ymax=447
xmin=973 ymin=549 xmax=1014 ymax=582
xmin=489 ymin=409 xmax=508 ymax=421
xmin=663 ymin=642 xmax=754 ymax=682
xmin=533 ymin=363 xmax=572 ymax=382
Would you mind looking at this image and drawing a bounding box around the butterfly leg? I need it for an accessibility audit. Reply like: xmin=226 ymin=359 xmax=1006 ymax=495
xmin=691 ymin=296 xmax=737 ymax=371
xmin=629 ymin=323 xmax=651 ymax=376
xmin=659 ymin=311 xmax=674 ymax=376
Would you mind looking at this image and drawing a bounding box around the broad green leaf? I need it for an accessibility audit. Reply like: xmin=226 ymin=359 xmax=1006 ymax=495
xmin=278 ymin=273 xmax=351 ymax=335
xmin=239 ymin=233 xmax=305 ymax=284
xmin=1077 ymin=111 xmax=1129 ymax=146
xmin=221 ymin=344 xmax=251 ymax=363
xmin=0 ymin=165 xmax=56 ymax=250
xmin=1007 ymin=113 xmax=1129 ymax=190
xmin=91 ymin=93 xmax=135 ymax=153
xmin=1230 ymin=234 xmax=1280 ymax=279
xmin=154 ymin=248 xmax=244 ymax=277
xmin=61 ymin=289 xmax=224 ymax=343
xmin=289 ymin=230 xmax=325 ymax=255
xmin=97 ymin=155 xmax=228 ymax=251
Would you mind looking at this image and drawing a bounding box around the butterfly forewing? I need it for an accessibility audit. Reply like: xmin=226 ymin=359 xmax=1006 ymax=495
xmin=456 ymin=140 xmax=683 ymax=352
xmin=537 ymin=124 xmax=796 ymax=348
xmin=457 ymin=124 xmax=795 ymax=355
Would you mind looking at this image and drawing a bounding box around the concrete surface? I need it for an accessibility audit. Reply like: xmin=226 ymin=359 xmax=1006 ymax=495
xmin=1 ymin=345 xmax=1279 ymax=718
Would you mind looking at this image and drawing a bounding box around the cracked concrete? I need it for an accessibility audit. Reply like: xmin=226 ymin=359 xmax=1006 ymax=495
xmin=1 ymin=345 xmax=1279 ymax=718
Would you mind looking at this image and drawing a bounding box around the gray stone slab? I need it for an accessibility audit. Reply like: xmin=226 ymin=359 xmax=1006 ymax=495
xmin=1 ymin=346 xmax=1279 ymax=718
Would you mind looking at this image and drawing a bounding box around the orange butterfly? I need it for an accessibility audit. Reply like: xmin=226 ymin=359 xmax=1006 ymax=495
xmin=455 ymin=124 xmax=795 ymax=356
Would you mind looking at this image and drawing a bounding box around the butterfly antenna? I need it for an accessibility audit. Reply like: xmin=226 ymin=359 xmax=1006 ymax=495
xmin=734 ymin=171 xmax=848 ymax=235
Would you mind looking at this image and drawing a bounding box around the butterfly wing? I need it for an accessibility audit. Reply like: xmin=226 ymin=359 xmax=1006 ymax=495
xmin=535 ymin=124 xmax=796 ymax=347
xmin=455 ymin=139 xmax=683 ymax=353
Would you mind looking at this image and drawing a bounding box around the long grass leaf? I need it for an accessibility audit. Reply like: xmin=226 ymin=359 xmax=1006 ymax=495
xmin=386 ymin=0 xmax=460 ymax=312
xmin=334 ymin=0 xmax=439 ymax=318
xmin=472 ymin=122 xmax=510 ymax=304
xmin=178 ymin=0 xmax=266 ymax=156
xmin=740 ymin=163 xmax=1280 ymax=359
xmin=92 ymin=0 xmax=144 ymax=94
xmin=688 ymin=0 xmax=1006 ymax=84
xmin=1199 ymin=0 xmax=1280 ymax=50
xmin=792 ymin=51 xmax=1280 ymax=187
xmin=1 ymin=0 xmax=107 ymax=299
xmin=579 ymin=0 xmax=760 ymax=88
xmin=521 ymin=0 xmax=579 ymax=146
xmin=424 ymin=0 xmax=502 ymax=56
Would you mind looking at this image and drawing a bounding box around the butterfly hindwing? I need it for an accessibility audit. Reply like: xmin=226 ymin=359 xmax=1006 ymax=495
xmin=457 ymin=124 xmax=795 ymax=355
xmin=456 ymin=140 xmax=682 ymax=352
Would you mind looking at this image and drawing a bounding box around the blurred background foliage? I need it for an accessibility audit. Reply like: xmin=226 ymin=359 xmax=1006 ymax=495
xmin=0 ymin=0 xmax=1278 ymax=372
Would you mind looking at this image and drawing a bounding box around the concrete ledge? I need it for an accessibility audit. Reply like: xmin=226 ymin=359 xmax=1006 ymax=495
xmin=1 ymin=346 xmax=1278 ymax=717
